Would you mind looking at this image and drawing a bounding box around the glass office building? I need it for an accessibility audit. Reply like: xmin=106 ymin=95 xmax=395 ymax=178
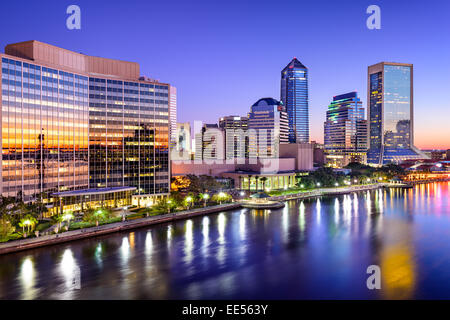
xmin=1 ymin=57 xmax=89 ymax=202
xmin=280 ymin=58 xmax=309 ymax=143
xmin=1 ymin=40 xmax=170 ymax=211
xmin=367 ymin=62 xmax=426 ymax=165
xmin=88 ymin=78 xmax=169 ymax=196
xmin=323 ymin=92 xmax=368 ymax=167
xmin=248 ymin=98 xmax=289 ymax=158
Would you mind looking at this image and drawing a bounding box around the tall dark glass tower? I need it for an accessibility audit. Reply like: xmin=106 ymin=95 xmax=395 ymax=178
xmin=280 ymin=58 xmax=309 ymax=143
xmin=367 ymin=62 xmax=426 ymax=165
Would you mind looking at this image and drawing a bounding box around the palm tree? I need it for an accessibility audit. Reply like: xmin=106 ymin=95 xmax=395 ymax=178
xmin=19 ymin=215 xmax=38 ymax=236
xmin=51 ymin=214 xmax=64 ymax=231
xmin=247 ymin=175 xmax=253 ymax=193
xmin=260 ymin=177 xmax=268 ymax=191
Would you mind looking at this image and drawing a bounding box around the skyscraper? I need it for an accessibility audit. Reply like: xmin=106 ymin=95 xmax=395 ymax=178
xmin=172 ymin=122 xmax=191 ymax=160
xmin=169 ymin=86 xmax=177 ymax=148
xmin=280 ymin=58 xmax=309 ymax=143
xmin=1 ymin=40 xmax=170 ymax=212
xmin=367 ymin=62 xmax=426 ymax=165
xmin=324 ymin=92 xmax=368 ymax=167
xmin=194 ymin=124 xmax=225 ymax=160
xmin=248 ymin=98 xmax=289 ymax=158
xmin=219 ymin=116 xmax=248 ymax=159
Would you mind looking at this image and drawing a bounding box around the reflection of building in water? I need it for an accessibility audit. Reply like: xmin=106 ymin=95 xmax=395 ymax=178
xmin=379 ymin=221 xmax=416 ymax=299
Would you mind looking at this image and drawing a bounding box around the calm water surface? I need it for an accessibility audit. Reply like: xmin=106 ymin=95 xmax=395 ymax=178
xmin=1 ymin=182 xmax=450 ymax=299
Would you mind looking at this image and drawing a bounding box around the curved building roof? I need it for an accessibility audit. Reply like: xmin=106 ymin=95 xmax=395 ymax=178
xmin=252 ymin=97 xmax=282 ymax=107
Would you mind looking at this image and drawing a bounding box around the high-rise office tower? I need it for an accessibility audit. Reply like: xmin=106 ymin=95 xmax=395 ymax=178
xmin=1 ymin=40 xmax=170 ymax=212
xmin=248 ymin=98 xmax=289 ymax=158
xmin=169 ymin=86 xmax=177 ymax=148
xmin=324 ymin=92 xmax=368 ymax=167
xmin=280 ymin=58 xmax=309 ymax=143
xmin=194 ymin=124 xmax=225 ymax=160
xmin=367 ymin=62 xmax=426 ymax=165
xmin=172 ymin=122 xmax=191 ymax=160
xmin=219 ymin=116 xmax=248 ymax=159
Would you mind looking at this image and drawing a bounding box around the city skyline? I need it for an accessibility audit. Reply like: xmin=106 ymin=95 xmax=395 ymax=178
xmin=1 ymin=0 xmax=449 ymax=149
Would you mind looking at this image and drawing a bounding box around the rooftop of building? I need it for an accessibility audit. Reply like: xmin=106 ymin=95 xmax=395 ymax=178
xmin=252 ymin=97 xmax=282 ymax=107
xmin=282 ymin=57 xmax=307 ymax=71
xmin=332 ymin=92 xmax=359 ymax=101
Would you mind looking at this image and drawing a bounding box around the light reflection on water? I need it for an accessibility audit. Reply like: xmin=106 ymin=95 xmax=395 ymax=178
xmin=1 ymin=182 xmax=450 ymax=299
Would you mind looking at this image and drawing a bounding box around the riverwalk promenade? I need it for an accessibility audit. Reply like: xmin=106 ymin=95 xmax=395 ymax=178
xmin=0 ymin=183 xmax=383 ymax=255
xmin=0 ymin=203 xmax=241 ymax=255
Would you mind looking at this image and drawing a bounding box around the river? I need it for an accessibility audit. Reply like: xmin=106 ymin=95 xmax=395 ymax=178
xmin=1 ymin=182 xmax=450 ymax=299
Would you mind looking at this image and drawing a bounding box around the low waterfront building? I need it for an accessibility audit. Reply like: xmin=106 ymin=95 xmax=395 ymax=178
xmin=311 ymin=141 xmax=325 ymax=167
xmin=279 ymin=143 xmax=314 ymax=171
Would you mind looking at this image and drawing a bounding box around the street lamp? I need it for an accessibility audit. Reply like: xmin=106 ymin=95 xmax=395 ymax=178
xmin=185 ymin=196 xmax=193 ymax=209
xmin=202 ymin=193 xmax=209 ymax=207
xmin=62 ymin=213 xmax=74 ymax=229
xmin=300 ymin=184 xmax=304 ymax=188
xmin=167 ymin=199 xmax=172 ymax=213
xmin=218 ymin=192 xmax=226 ymax=205
xmin=316 ymin=182 xmax=321 ymax=187
xmin=334 ymin=182 xmax=339 ymax=187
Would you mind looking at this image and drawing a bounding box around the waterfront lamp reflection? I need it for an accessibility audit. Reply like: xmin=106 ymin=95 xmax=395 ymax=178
xmin=20 ymin=257 xmax=36 ymax=300
xmin=59 ymin=249 xmax=80 ymax=297
xmin=185 ymin=220 xmax=194 ymax=264
xmin=239 ymin=211 xmax=246 ymax=240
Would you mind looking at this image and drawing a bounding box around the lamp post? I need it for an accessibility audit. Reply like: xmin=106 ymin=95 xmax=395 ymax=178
xmin=167 ymin=200 xmax=172 ymax=213
xmin=218 ymin=192 xmax=226 ymax=205
xmin=186 ymin=196 xmax=193 ymax=209
xmin=203 ymin=194 xmax=209 ymax=207
xmin=62 ymin=213 xmax=74 ymax=230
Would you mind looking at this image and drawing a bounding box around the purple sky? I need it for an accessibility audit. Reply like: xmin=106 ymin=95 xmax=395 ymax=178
xmin=1 ymin=0 xmax=449 ymax=148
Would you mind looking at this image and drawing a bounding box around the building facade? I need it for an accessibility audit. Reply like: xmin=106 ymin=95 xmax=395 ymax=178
xmin=219 ymin=115 xmax=248 ymax=159
xmin=248 ymin=98 xmax=289 ymax=159
xmin=280 ymin=58 xmax=309 ymax=143
xmin=1 ymin=40 xmax=170 ymax=211
xmin=324 ymin=92 xmax=368 ymax=167
xmin=367 ymin=62 xmax=426 ymax=165
xmin=169 ymin=86 xmax=177 ymax=148
xmin=172 ymin=122 xmax=191 ymax=160
xmin=194 ymin=124 xmax=225 ymax=161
